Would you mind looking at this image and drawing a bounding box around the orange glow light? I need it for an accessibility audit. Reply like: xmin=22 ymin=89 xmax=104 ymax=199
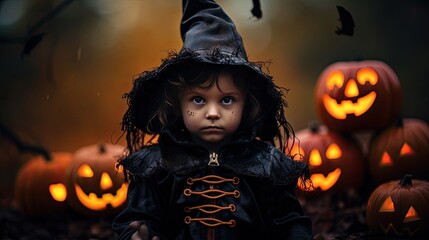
xmin=326 ymin=143 xmax=342 ymax=159
xmin=326 ymin=71 xmax=344 ymax=91
xmin=100 ymin=172 xmax=113 ymax=190
xmin=357 ymin=68 xmax=378 ymax=85
xmin=322 ymin=92 xmax=376 ymax=119
xmin=344 ymin=80 xmax=359 ymax=97
xmin=309 ymin=168 xmax=341 ymax=191
xmin=380 ymin=152 xmax=393 ymax=167
xmin=400 ymin=143 xmax=414 ymax=156
xmin=404 ymin=206 xmax=421 ymax=223
xmin=379 ymin=196 xmax=395 ymax=212
xmin=78 ymin=163 xmax=94 ymax=177
xmin=49 ymin=183 xmax=67 ymax=202
xmin=309 ymin=149 xmax=322 ymax=166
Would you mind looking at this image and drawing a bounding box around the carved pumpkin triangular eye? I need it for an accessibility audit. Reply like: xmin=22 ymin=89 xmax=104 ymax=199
xmin=400 ymin=143 xmax=414 ymax=156
xmin=379 ymin=196 xmax=395 ymax=212
xmin=380 ymin=152 xmax=393 ymax=167
xmin=78 ymin=163 xmax=94 ymax=177
xmin=309 ymin=149 xmax=322 ymax=166
xmin=49 ymin=183 xmax=67 ymax=202
xmin=326 ymin=143 xmax=342 ymax=159
xmin=404 ymin=206 xmax=421 ymax=223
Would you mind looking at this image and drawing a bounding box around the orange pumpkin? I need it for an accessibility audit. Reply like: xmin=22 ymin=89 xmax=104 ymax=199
xmin=287 ymin=124 xmax=365 ymax=195
xmin=315 ymin=60 xmax=402 ymax=132
xmin=366 ymin=175 xmax=429 ymax=237
xmin=368 ymin=118 xmax=429 ymax=184
xmin=65 ymin=143 xmax=127 ymax=216
xmin=14 ymin=152 xmax=72 ymax=217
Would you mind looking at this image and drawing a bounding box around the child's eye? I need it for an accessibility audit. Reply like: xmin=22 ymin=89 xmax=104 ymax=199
xmin=221 ymin=97 xmax=234 ymax=105
xmin=192 ymin=96 xmax=205 ymax=105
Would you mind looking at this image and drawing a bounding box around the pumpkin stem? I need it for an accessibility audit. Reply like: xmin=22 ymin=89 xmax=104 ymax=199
xmin=0 ymin=123 xmax=51 ymax=161
xmin=308 ymin=121 xmax=320 ymax=133
xmin=99 ymin=143 xmax=106 ymax=154
xmin=400 ymin=174 xmax=413 ymax=187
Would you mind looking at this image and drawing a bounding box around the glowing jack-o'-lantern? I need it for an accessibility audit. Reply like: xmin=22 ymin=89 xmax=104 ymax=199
xmin=66 ymin=143 xmax=127 ymax=216
xmin=315 ymin=60 xmax=402 ymax=132
xmin=15 ymin=152 xmax=72 ymax=217
xmin=287 ymin=124 xmax=365 ymax=194
xmin=366 ymin=175 xmax=429 ymax=237
xmin=368 ymin=118 xmax=429 ymax=184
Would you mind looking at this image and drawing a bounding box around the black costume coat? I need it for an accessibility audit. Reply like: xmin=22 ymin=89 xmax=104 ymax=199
xmin=112 ymin=129 xmax=312 ymax=240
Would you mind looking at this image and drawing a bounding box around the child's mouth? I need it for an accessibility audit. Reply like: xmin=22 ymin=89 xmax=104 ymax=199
xmin=202 ymin=126 xmax=222 ymax=132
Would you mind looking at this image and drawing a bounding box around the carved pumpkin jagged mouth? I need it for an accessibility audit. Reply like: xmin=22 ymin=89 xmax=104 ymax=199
xmin=309 ymin=168 xmax=342 ymax=191
xmin=379 ymin=222 xmax=423 ymax=237
xmin=75 ymin=183 xmax=128 ymax=210
xmin=378 ymin=203 xmax=423 ymax=237
xmin=322 ymin=91 xmax=376 ymax=119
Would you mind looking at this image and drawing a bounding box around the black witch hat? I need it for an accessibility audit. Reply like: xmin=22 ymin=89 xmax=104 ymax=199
xmin=122 ymin=0 xmax=291 ymax=150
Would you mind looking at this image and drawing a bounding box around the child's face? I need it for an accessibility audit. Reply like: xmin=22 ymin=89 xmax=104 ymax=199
xmin=180 ymin=72 xmax=246 ymax=147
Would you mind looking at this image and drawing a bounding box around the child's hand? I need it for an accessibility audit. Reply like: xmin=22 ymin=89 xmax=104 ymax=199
xmin=128 ymin=221 xmax=160 ymax=240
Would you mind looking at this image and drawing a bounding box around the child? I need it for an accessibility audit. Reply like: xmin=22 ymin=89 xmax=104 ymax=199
xmin=112 ymin=0 xmax=312 ymax=239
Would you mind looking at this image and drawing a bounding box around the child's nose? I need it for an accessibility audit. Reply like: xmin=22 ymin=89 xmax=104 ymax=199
xmin=205 ymin=104 xmax=220 ymax=119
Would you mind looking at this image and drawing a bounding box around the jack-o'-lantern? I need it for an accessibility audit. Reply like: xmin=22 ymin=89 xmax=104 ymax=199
xmin=368 ymin=118 xmax=429 ymax=184
xmin=366 ymin=175 xmax=429 ymax=237
xmin=15 ymin=152 xmax=72 ymax=217
xmin=315 ymin=60 xmax=402 ymax=132
xmin=66 ymin=143 xmax=127 ymax=216
xmin=286 ymin=124 xmax=365 ymax=195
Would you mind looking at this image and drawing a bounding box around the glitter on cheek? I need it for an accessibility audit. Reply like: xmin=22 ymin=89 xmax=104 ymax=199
xmin=229 ymin=111 xmax=236 ymax=120
xmin=187 ymin=111 xmax=196 ymax=117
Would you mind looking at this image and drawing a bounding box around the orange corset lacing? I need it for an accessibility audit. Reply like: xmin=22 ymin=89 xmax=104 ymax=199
xmin=183 ymin=175 xmax=240 ymax=228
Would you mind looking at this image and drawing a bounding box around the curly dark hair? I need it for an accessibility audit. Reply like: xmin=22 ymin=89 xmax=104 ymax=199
xmin=121 ymin=50 xmax=294 ymax=155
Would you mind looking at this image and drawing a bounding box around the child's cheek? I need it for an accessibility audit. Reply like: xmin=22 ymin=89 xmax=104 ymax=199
xmin=187 ymin=111 xmax=196 ymax=117
xmin=229 ymin=111 xmax=235 ymax=120
xmin=182 ymin=105 xmax=196 ymax=117
xmin=229 ymin=111 xmax=240 ymax=120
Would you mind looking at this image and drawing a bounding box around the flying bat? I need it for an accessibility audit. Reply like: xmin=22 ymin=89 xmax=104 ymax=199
xmin=335 ymin=5 xmax=355 ymax=36
xmin=21 ymin=32 xmax=47 ymax=58
xmin=251 ymin=0 xmax=262 ymax=19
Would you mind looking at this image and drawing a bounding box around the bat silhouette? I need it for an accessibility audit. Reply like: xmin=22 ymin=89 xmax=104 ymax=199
xmin=0 ymin=0 xmax=74 ymax=58
xmin=335 ymin=5 xmax=354 ymax=36
xmin=21 ymin=32 xmax=47 ymax=58
xmin=0 ymin=123 xmax=51 ymax=160
xmin=251 ymin=0 xmax=262 ymax=19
